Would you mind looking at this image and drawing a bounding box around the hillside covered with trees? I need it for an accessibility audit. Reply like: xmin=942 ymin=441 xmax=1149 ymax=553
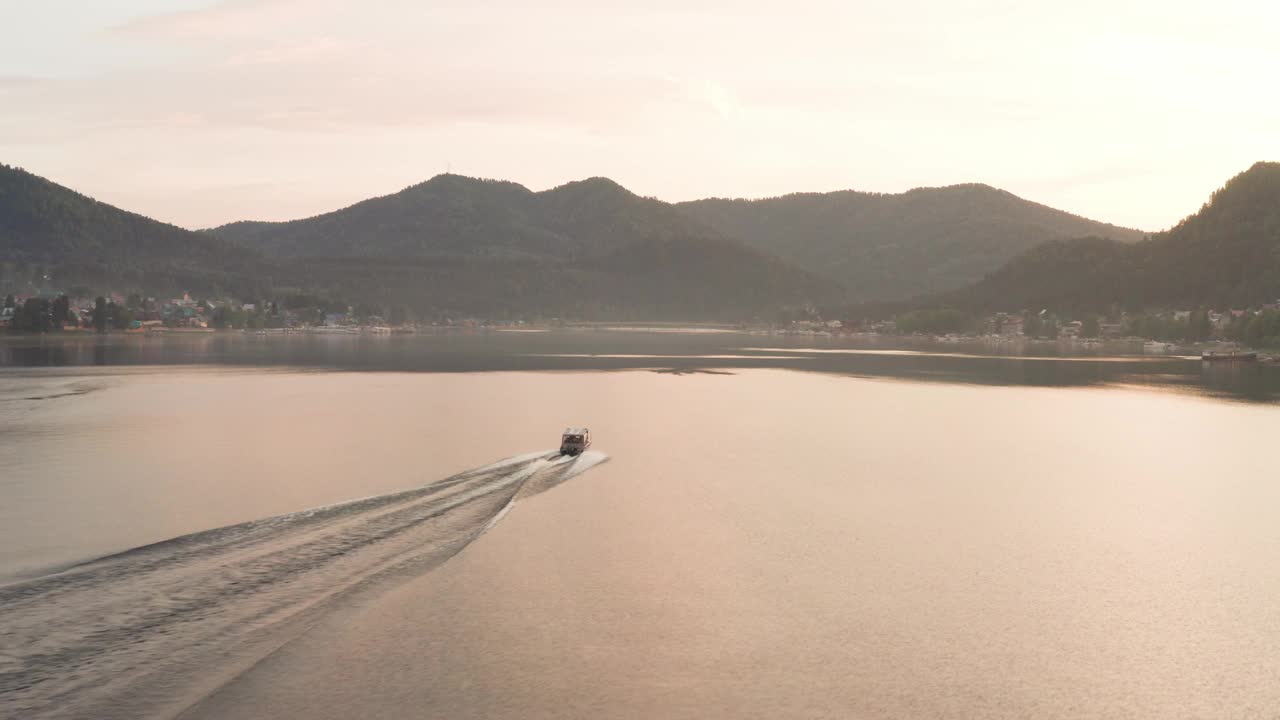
xmin=0 ymin=164 xmax=263 ymax=297
xmin=2 ymin=166 xmax=833 ymax=320
xmin=942 ymin=162 xmax=1280 ymax=313
xmin=209 ymin=174 xmax=745 ymax=262
xmin=678 ymin=184 xmax=1144 ymax=302
xmin=22 ymin=159 xmax=1280 ymax=324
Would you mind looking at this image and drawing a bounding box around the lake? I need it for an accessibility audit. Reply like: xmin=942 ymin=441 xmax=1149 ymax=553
xmin=3 ymin=330 xmax=1280 ymax=719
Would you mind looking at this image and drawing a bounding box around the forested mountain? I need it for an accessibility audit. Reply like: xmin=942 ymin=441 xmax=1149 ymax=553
xmin=0 ymin=164 xmax=263 ymax=295
xmin=291 ymin=237 xmax=828 ymax=321
xmin=205 ymin=173 xmax=836 ymax=318
xmin=212 ymin=175 xmax=555 ymax=259
xmin=209 ymin=174 xmax=731 ymax=261
xmin=941 ymin=162 xmax=1280 ymax=312
xmin=678 ymin=184 xmax=1144 ymax=302
xmin=1 ymin=165 xmax=832 ymax=320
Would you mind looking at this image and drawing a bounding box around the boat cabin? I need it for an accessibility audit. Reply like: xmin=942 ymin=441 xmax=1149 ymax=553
xmin=560 ymin=427 xmax=591 ymax=456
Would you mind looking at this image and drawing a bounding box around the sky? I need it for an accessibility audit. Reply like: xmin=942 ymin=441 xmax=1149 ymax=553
xmin=2 ymin=0 xmax=1278 ymax=231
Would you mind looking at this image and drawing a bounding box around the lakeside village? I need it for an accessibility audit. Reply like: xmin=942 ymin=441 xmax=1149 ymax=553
xmin=780 ymin=305 xmax=1280 ymax=359
xmin=0 ymin=290 xmax=420 ymax=335
xmin=5 ymin=287 xmax=1280 ymax=357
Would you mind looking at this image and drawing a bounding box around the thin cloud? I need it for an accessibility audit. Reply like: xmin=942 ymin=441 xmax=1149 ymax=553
xmin=5 ymin=0 xmax=1279 ymax=230
xmin=108 ymin=0 xmax=313 ymax=39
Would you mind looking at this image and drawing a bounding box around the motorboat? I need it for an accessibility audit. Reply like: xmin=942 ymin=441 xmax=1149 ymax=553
xmin=559 ymin=427 xmax=591 ymax=456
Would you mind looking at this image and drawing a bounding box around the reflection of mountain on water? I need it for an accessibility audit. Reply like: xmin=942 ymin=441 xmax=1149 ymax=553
xmin=3 ymin=331 xmax=1280 ymax=403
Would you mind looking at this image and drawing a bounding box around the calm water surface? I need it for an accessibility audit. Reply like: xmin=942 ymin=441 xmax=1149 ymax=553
xmin=3 ymin=331 xmax=1280 ymax=719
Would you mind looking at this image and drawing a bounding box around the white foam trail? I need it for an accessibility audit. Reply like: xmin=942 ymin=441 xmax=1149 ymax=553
xmin=0 ymin=449 xmax=608 ymax=720
xmin=466 ymin=449 xmax=556 ymax=474
xmin=568 ymin=449 xmax=609 ymax=473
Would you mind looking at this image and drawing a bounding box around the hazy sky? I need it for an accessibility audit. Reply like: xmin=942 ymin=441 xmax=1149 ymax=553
xmin=2 ymin=0 xmax=1277 ymax=231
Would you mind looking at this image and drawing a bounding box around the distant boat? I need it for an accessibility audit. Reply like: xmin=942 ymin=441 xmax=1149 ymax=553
xmin=1201 ymin=350 xmax=1258 ymax=362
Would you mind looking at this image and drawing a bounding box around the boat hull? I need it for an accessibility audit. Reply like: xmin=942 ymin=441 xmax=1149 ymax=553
xmin=1202 ymin=352 xmax=1258 ymax=362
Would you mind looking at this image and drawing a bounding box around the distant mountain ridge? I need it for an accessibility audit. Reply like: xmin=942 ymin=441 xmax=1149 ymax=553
xmin=1 ymin=165 xmax=831 ymax=320
xmin=211 ymin=172 xmax=1144 ymax=308
xmin=678 ymin=183 xmax=1144 ymax=302
xmin=940 ymin=162 xmax=1280 ymax=312
xmin=209 ymin=174 xmax=730 ymax=262
xmin=0 ymin=163 xmax=263 ymax=295
xmin=205 ymin=172 xmax=837 ymax=318
xmin=19 ymin=159 xmax=1270 ymax=323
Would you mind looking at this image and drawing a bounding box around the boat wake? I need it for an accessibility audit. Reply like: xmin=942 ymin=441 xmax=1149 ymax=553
xmin=0 ymin=450 xmax=608 ymax=720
